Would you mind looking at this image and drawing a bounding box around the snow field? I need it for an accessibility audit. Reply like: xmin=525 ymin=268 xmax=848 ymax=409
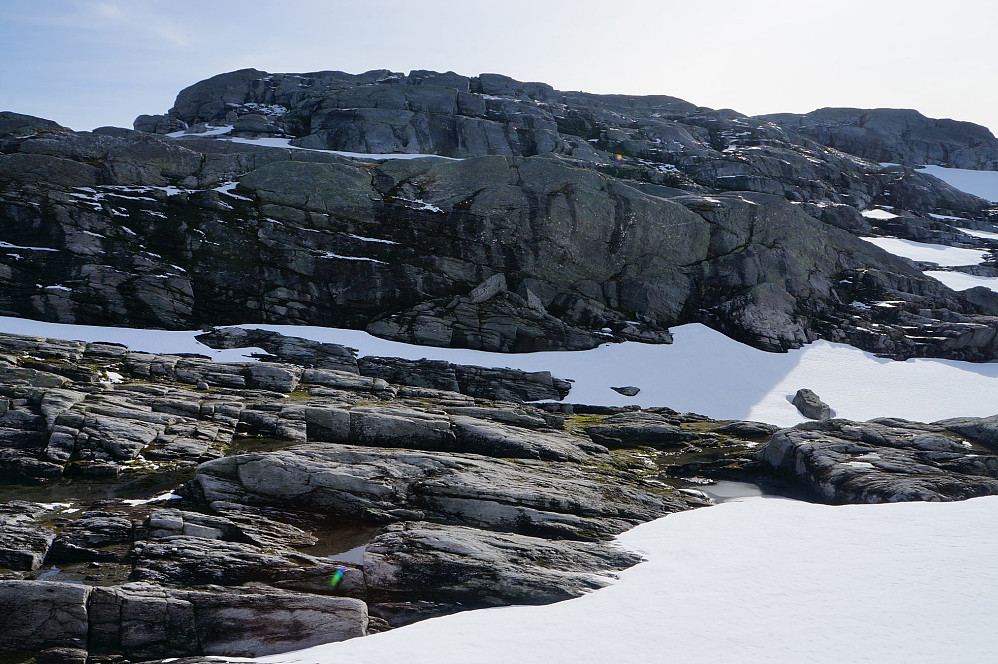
xmin=2 ymin=316 xmax=996 ymax=428
xmin=917 ymin=165 xmax=998 ymax=202
xmin=859 ymin=237 xmax=989 ymax=266
xmin=924 ymin=270 xmax=998 ymax=293
xmin=258 ymin=495 xmax=998 ymax=664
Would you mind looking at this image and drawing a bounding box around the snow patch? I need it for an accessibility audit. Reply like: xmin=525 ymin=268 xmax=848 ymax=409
xmin=0 ymin=241 xmax=59 ymax=252
xmin=924 ymin=270 xmax=998 ymax=293
xmin=960 ymin=227 xmax=998 ymax=240
xmin=861 ymin=208 xmax=899 ymax=220
xmin=120 ymin=490 xmax=181 ymax=506
xmin=860 ymin=237 xmax=989 ymax=266
xmin=345 ymin=233 xmax=399 ymax=245
xmin=917 ymin=165 xmax=998 ymax=202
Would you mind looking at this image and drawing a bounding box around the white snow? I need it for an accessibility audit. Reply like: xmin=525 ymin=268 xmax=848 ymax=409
xmin=924 ymin=270 xmax=998 ymax=293
xmin=2 ymin=316 xmax=997 ymax=428
xmin=0 ymin=241 xmax=59 ymax=252
xmin=917 ymin=165 xmax=998 ymax=202
xmin=0 ymin=316 xmax=266 ymax=362
xmin=214 ymin=182 xmax=253 ymax=201
xmin=120 ymin=490 xmax=182 ymax=506
xmin=100 ymin=371 xmax=125 ymax=384
xmin=400 ymin=198 xmax=443 ymax=212
xmin=859 ymin=237 xmax=989 ymax=266
xmin=222 ymin=136 xmax=460 ymax=160
xmin=860 ymin=208 xmax=899 ymax=220
xmin=258 ymin=495 xmax=998 ymax=664
xmin=167 ymin=125 xmax=233 ymax=138
xmin=959 ymin=227 xmax=998 ymax=240
xmin=345 ymin=234 xmax=399 ymax=245
xmin=314 ymin=251 xmax=386 ymax=264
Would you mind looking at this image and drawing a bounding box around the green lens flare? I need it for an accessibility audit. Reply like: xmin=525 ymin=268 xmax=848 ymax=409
xmin=330 ymin=566 xmax=346 ymax=588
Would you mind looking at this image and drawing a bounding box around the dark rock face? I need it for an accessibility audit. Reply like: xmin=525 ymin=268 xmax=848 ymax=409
xmin=584 ymin=411 xmax=698 ymax=448
xmin=0 ymin=581 xmax=90 ymax=653
xmin=195 ymin=326 xmax=572 ymax=401
xmin=0 ymin=112 xmax=67 ymax=138
xmin=791 ymin=388 xmax=833 ymax=420
xmin=756 ymin=418 xmax=998 ymax=503
xmin=762 ymin=108 xmax=998 ymax=170
xmin=2 ymin=69 xmax=997 ymax=360
xmin=357 ymin=355 xmax=572 ymax=402
xmin=47 ymin=511 xmax=133 ymax=563
xmin=363 ymin=521 xmax=641 ymax=607
xmin=87 ymin=581 xmax=367 ymax=659
xmin=188 ymin=444 xmax=682 ymax=540
xmin=0 ymin=502 xmax=61 ymax=570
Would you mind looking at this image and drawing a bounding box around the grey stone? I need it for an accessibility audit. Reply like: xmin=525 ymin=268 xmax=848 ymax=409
xmin=189 ymin=444 xmax=690 ymax=540
xmin=48 ymin=511 xmax=134 ymax=563
xmin=0 ymin=581 xmax=90 ymax=653
xmin=364 ymin=521 xmax=641 ymax=608
xmin=756 ymin=418 xmax=998 ymax=503
xmin=0 ymin=502 xmax=59 ymax=570
xmin=88 ymin=582 xmax=367 ymax=659
xmin=611 ymin=386 xmax=641 ymax=397
xmin=583 ymin=411 xmax=698 ymax=448
xmin=792 ymin=388 xmax=833 ymax=420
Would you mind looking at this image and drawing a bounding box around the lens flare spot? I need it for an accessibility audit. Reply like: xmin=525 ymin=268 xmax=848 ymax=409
xmin=329 ymin=565 xmax=347 ymax=588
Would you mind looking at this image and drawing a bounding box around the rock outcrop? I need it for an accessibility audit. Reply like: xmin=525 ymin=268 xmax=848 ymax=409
xmin=756 ymin=418 xmax=998 ymax=503
xmin=187 ymin=444 xmax=682 ymax=540
xmin=0 ymin=580 xmax=366 ymax=660
xmin=2 ymin=69 xmax=997 ymax=360
xmin=762 ymin=107 xmax=998 ymax=170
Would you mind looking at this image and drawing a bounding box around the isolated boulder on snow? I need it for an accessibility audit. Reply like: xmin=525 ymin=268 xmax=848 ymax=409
xmin=792 ymin=388 xmax=833 ymax=420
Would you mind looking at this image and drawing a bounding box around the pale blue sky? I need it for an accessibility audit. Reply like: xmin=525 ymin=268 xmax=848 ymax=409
xmin=2 ymin=0 xmax=996 ymax=134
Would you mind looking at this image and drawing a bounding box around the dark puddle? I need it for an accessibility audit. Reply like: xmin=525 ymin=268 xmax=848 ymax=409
xmin=692 ymin=478 xmax=809 ymax=504
xmin=27 ymin=561 xmax=132 ymax=586
xmin=225 ymin=436 xmax=302 ymax=455
xmin=0 ymin=469 xmax=192 ymax=507
xmin=300 ymin=519 xmax=383 ymax=566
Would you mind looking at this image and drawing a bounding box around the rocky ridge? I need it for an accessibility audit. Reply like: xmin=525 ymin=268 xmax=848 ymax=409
xmin=1 ymin=71 xmax=998 ymax=359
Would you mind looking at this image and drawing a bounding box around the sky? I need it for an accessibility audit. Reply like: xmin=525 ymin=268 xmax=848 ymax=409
xmin=1 ymin=0 xmax=996 ymax=134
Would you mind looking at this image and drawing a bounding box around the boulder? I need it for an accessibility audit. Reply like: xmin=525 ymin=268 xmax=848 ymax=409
xmin=47 ymin=511 xmax=134 ymax=563
xmin=713 ymin=420 xmax=780 ymax=438
xmin=130 ymin=536 xmax=341 ymax=588
xmin=791 ymin=388 xmax=832 ymax=420
xmin=936 ymin=414 xmax=998 ymax=451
